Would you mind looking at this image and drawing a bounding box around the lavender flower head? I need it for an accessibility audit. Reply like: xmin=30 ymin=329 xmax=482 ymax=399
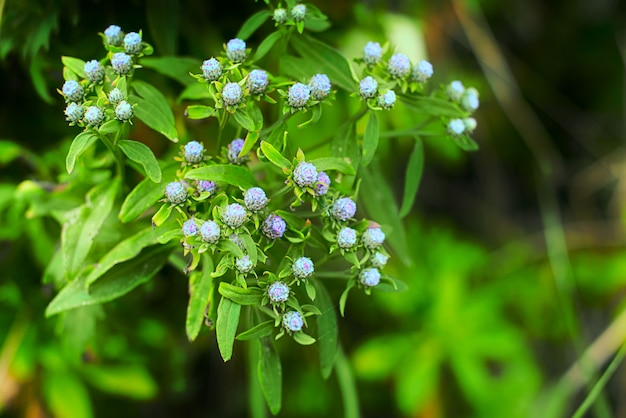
xmin=273 ymin=8 xmax=288 ymax=24
xmin=315 ymin=171 xmax=330 ymax=196
xmin=184 ymin=141 xmax=205 ymax=164
xmin=244 ymin=187 xmax=268 ymax=212
xmin=293 ymin=161 xmax=318 ymax=187
xmin=363 ymin=41 xmax=383 ymax=65
xmin=62 ymin=80 xmax=83 ymax=102
xmin=202 ymin=58 xmax=222 ymax=81
xmin=111 ymin=52 xmax=132 ymax=75
xmin=359 ymin=76 xmax=378 ymax=99
xmin=377 ymin=90 xmax=396 ymax=110
xmin=268 ymin=281 xmax=290 ymax=303
xmin=337 ymin=227 xmax=358 ymax=249
xmin=182 ymin=219 xmax=198 ymax=237
xmin=247 ymin=69 xmax=269 ymax=94
xmin=235 ymin=255 xmax=254 ymax=274
xmin=461 ymin=87 xmax=480 ymax=112
xmin=262 ymin=214 xmax=286 ymax=239
xmin=84 ymin=60 xmax=105 ymax=83
xmin=104 ymin=25 xmax=124 ymax=46
xmin=226 ymin=38 xmax=247 ymax=63
xmin=222 ymin=82 xmax=244 ymax=106
xmin=83 ymin=106 xmax=105 ymax=127
xmin=412 ymin=60 xmax=434 ymax=83
xmin=196 ymin=180 xmax=217 ymax=194
xmin=360 ymin=268 xmax=381 ymax=287
xmin=200 ymin=220 xmax=221 ymax=244
xmin=288 ymin=83 xmax=310 ymax=108
xmin=447 ymin=80 xmax=465 ymax=102
xmin=64 ymin=103 xmax=84 ymax=123
xmin=227 ymin=138 xmax=247 ymax=164
xmin=124 ymin=32 xmax=142 ymax=54
xmin=115 ymin=100 xmax=133 ymax=121
xmin=388 ymin=53 xmax=411 ymax=78
xmin=165 ymin=181 xmax=188 ymax=205
xmin=291 ymin=4 xmax=307 ymax=21
xmin=222 ymin=203 xmax=247 ymax=228
xmin=309 ymin=74 xmax=331 ymax=100
xmin=292 ymin=256 xmax=314 ymax=279
xmin=330 ymin=197 xmax=356 ymax=221
xmin=362 ymin=227 xmax=385 ymax=249
xmin=282 ymin=310 xmax=304 ymax=332
xmin=447 ymin=119 xmax=465 ymax=136
xmin=463 ymin=117 xmax=477 ymax=133
xmin=108 ymin=88 xmax=125 ymax=105
xmin=371 ymin=252 xmax=389 ymax=269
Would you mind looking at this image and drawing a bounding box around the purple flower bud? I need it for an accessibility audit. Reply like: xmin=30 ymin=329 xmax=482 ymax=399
xmin=447 ymin=119 xmax=465 ymax=136
xmin=200 ymin=220 xmax=221 ymax=243
xmin=62 ymin=80 xmax=84 ymax=102
xmin=309 ymin=74 xmax=331 ymax=100
xmin=229 ymin=233 xmax=245 ymax=250
xmin=359 ymin=268 xmax=381 ymax=287
xmin=262 ymin=214 xmax=286 ymax=239
xmin=377 ymin=90 xmax=396 ymax=110
xmin=124 ymin=32 xmax=142 ymax=54
xmin=84 ymin=60 xmax=105 ymax=83
xmin=359 ymin=76 xmax=378 ymax=99
xmin=291 ymin=4 xmax=306 ymax=21
xmin=244 ymin=187 xmax=268 ymax=212
xmin=362 ymin=227 xmax=385 ymax=249
xmin=227 ymin=138 xmax=247 ymax=164
xmin=104 ymin=25 xmax=124 ymax=46
xmin=182 ymin=219 xmax=198 ymax=237
xmin=222 ymin=203 xmax=247 ymax=228
xmin=108 ymin=88 xmax=125 ymax=105
xmin=111 ymin=52 xmax=133 ymax=75
xmin=293 ymin=161 xmax=318 ymax=187
xmin=165 ymin=181 xmax=188 ymax=205
xmin=196 ymin=180 xmax=217 ymax=194
xmin=388 ymin=53 xmax=411 ymax=78
xmin=222 ymin=82 xmax=243 ymax=106
xmin=184 ymin=141 xmax=205 ymax=164
xmin=273 ymin=8 xmax=287 ymax=24
xmin=330 ymin=197 xmax=356 ymax=221
xmin=226 ymin=38 xmax=247 ymax=63
xmin=447 ymin=80 xmax=465 ymax=102
xmin=412 ymin=60 xmax=433 ymax=83
xmin=337 ymin=227 xmax=357 ymax=249
xmin=463 ymin=117 xmax=477 ymax=133
xmin=282 ymin=310 xmax=304 ymax=332
xmin=201 ymin=58 xmax=222 ymax=81
xmin=64 ymin=103 xmax=84 ymax=123
xmin=83 ymin=106 xmax=105 ymax=127
xmin=363 ymin=41 xmax=383 ymax=65
xmin=292 ymin=256 xmax=314 ymax=279
xmin=371 ymin=252 xmax=389 ymax=269
xmin=115 ymin=100 xmax=133 ymax=121
xmin=247 ymin=69 xmax=269 ymax=94
xmin=315 ymin=171 xmax=330 ymax=196
xmin=461 ymin=87 xmax=479 ymax=112
xmin=288 ymin=82 xmax=310 ymax=108
xmin=235 ymin=255 xmax=254 ymax=274
xmin=268 ymin=281 xmax=290 ymax=303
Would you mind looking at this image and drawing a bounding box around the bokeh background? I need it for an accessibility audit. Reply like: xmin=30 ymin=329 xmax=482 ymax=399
xmin=1 ymin=0 xmax=625 ymax=417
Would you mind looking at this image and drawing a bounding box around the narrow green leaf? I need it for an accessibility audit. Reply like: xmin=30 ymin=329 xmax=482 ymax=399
xmin=293 ymin=332 xmax=316 ymax=345
xmin=218 ymin=282 xmax=263 ymax=306
xmin=253 ymin=31 xmax=283 ymax=62
xmin=66 ymin=131 xmax=98 ymax=174
xmin=233 ymin=108 xmax=256 ymax=132
xmin=146 ymin=0 xmax=179 ymax=55
xmin=185 ymin=105 xmax=215 ymax=120
xmin=82 ymin=364 xmax=157 ymax=400
xmin=238 ymin=10 xmax=272 ymax=40
xmin=362 ymin=112 xmax=379 ymax=167
xmin=186 ymin=164 xmax=257 ymax=189
xmin=309 ymin=157 xmax=355 ymax=175
xmin=142 ymin=57 xmax=200 ymax=86
xmin=258 ymin=337 xmax=282 ymax=414
xmin=339 ymin=281 xmax=355 ymax=317
xmin=377 ymin=276 xmax=408 ymax=293
xmin=62 ymin=56 xmax=86 ymax=79
xmin=237 ymin=320 xmax=274 ymax=340
xmin=216 ymin=297 xmax=242 ymax=362
xmin=314 ymin=280 xmax=338 ymax=379
xmin=260 ymin=141 xmax=290 ymax=170
xmin=43 ymin=371 xmax=93 ymax=418
xmin=119 ymin=163 xmax=179 ymax=223
xmin=241 ymin=131 xmax=260 ymax=156
xmin=452 ymin=135 xmax=480 ymax=152
xmin=398 ymin=94 xmax=463 ymax=117
xmin=118 ymin=139 xmax=162 ymax=182
xmin=131 ymin=80 xmax=178 ymax=142
xmin=335 ymin=346 xmax=360 ymax=418
xmin=399 ymin=137 xmax=424 ymax=218
xmin=186 ymin=253 xmax=215 ymax=341
xmin=330 ymin=121 xmax=359 ymax=169
xmin=0 ymin=140 xmax=22 ymax=165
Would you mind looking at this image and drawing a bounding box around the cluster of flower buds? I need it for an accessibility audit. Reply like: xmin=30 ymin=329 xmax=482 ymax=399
xmin=280 ymin=73 xmax=334 ymax=114
xmin=445 ymin=80 xmax=480 ymax=137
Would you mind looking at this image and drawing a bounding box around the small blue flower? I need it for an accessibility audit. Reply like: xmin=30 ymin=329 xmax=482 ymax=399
xmin=182 ymin=219 xmax=198 ymax=237
xmin=200 ymin=220 xmax=221 ymax=243
xmin=83 ymin=106 xmax=105 ymax=127
xmin=222 ymin=203 xmax=247 ymax=228
xmin=447 ymin=80 xmax=465 ymax=102
xmin=337 ymin=227 xmax=357 ymax=249
xmin=331 ymin=197 xmax=356 ymax=221
xmin=235 ymin=255 xmax=254 ymax=274
xmin=165 ymin=181 xmax=188 ymax=204
xmin=111 ymin=52 xmax=133 ymax=75
xmin=229 ymin=233 xmax=245 ymax=250
xmin=388 ymin=53 xmax=411 ymax=78
xmin=288 ymin=82 xmax=310 ymax=108
xmin=309 ymin=74 xmax=331 ymax=101
xmin=247 ymin=69 xmax=269 ymax=94
xmin=64 ymin=103 xmax=84 ymax=123
xmin=104 ymin=25 xmax=124 ymax=46
xmin=463 ymin=117 xmax=477 ymax=133
xmin=196 ymin=180 xmax=217 ymax=194
xmin=371 ymin=252 xmax=389 ymax=269
xmin=62 ymin=80 xmax=84 ymax=102
xmin=227 ymin=138 xmax=247 ymax=165
xmin=124 ymin=32 xmax=142 ymax=54
xmin=447 ymin=119 xmax=466 ymax=136
xmin=226 ymin=38 xmax=247 ymax=63
xmin=292 ymin=256 xmax=314 ymax=279
xmin=262 ymin=214 xmax=286 ymax=240
xmin=184 ymin=141 xmax=205 ymax=164
xmin=377 ymin=90 xmax=396 ymax=110
xmin=108 ymin=88 xmax=125 ymax=105
xmin=282 ymin=310 xmax=304 ymax=332
xmin=359 ymin=76 xmax=378 ymax=99
xmin=363 ymin=41 xmax=383 ymax=65
xmin=291 ymin=4 xmax=306 ymax=21
xmin=115 ymin=100 xmax=133 ymax=121
xmin=84 ymin=60 xmax=105 ymax=83
xmin=315 ymin=171 xmax=330 ymax=196
xmin=293 ymin=161 xmax=318 ymax=187
xmin=201 ymin=58 xmax=222 ymax=81
xmin=359 ymin=268 xmax=381 ymax=287
xmin=244 ymin=187 xmax=268 ymax=212
xmin=268 ymin=281 xmax=290 ymax=303
xmin=222 ymin=82 xmax=244 ymax=106
xmin=362 ymin=227 xmax=385 ymax=249
xmin=412 ymin=59 xmax=433 ymax=83
xmin=461 ymin=87 xmax=479 ymax=112
xmin=273 ymin=8 xmax=287 ymax=24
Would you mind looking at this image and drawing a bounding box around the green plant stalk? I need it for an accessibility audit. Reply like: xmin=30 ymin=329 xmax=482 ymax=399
xmin=98 ymin=131 xmax=124 ymax=180
xmin=335 ymin=344 xmax=360 ymax=418
xmin=378 ymin=116 xmax=437 ymax=139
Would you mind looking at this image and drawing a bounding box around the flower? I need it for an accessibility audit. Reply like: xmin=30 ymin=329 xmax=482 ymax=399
xmin=165 ymin=181 xmax=188 ymax=204
xmin=222 ymin=203 xmax=247 ymax=228
xmin=309 ymin=74 xmax=331 ymax=100
xmin=288 ymin=82 xmax=310 ymax=108
xmin=291 ymin=4 xmax=306 ymax=21
xmin=371 ymin=252 xmax=389 ymax=268
xmin=62 ymin=80 xmax=84 ymax=102
xmin=200 ymin=220 xmax=221 ymax=243
xmin=235 ymin=255 xmax=254 ymax=274
xmin=84 ymin=60 xmax=105 ymax=83
xmin=363 ymin=41 xmax=383 ymax=65
xmin=222 ymin=82 xmax=244 ymax=106
xmin=229 ymin=233 xmax=245 ymax=250
xmin=362 ymin=227 xmax=385 ymax=249
xmin=447 ymin=118 xmax=465 ymax=136
xmin=226 ymin=38 xmax=247 ymax=62
xmin=83 ymin=106 xmax=105 ymax=127
xmin=273 ymin=8 xmax=287 ymax=24
xmin=315 ymin=171 xmax=330 ymax=196
xmin=268 ymin=281 xmax=290 ymax=303
xmin=337 ymin=227 xmax=357 ymax=249
xmin=262 ymin=214 xmax=286 ymax=239
xmin=461 ymin=87 xmax=479 ymax=112
xmin=447 ymin=80 xmax=465 ymax=102
xmin=227 ymin=138 xmax=247 ymax=164
xmin=196 ymin=180 xmax=217 ymax=194
xmin=184 ymin=141 xmax=205 ymax=164
xmin=244 ymin=187 xmax=268 ymax=212
xmin=104 ymin=25 xmax=123 ymax=46
xmin=388 ymin=53 xmax=411 ymax=78
xmin=111 ymin=52 xmax=133 ymax=75
xmin=201 ymin=58 xmax=222 ymax=81
xmin=108 ymin=88 xmax=125 ymax=105
xmin=359 ymin=76 xmax=378 ymax=99
xmin=64 ymin=103 xmax=84 ymax=123
xmin=330 ymin=197 xmax=356 ymax=221
xmin=182 ymin=219 xmax=198 ymax=237
xmin=247 ymin=69 xmax=269 ymax=94
xmin=377 ymin=90 xmax=396 ymax=110
xmin=292 ymin=256 xmax=314 ymax=279
xmin=115 ymin=100 xmax=133 ymax=121
xmin=124 ymin=32 xmax=142 ymax=54
xmin=282 ymin=310 xmax=304 ymax=332
xmin=463 ymin=117 xmax=477 ymax=133
xmin=412 ymin=59 xmax=433 ymax=82
xmin=359 ymin=268 xmax=381 ymax=287
xmin=293 ymin=161 xmax=318 ymax=187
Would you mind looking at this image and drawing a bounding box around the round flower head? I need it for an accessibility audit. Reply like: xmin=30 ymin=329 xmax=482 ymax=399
xmin=315 ymin=171 xmax=330 ymax=196
xmin=83 ymin=106 xmax=105 ymax=127
xmin=282 ymin=310 xmax=304 ymax=332
xmin=309 ymin=74 xmax=331 ymax=101
xmin=229 ymin=233 xmax=245 ymax=250
xmin=359 ymin=268 xmax=381 ymax=287
xmin=447 ymin=80 xmax=465 ymax=102
xmin=104 ymin=25 xmax=123 ymax=46
xmin=331 ymin=197 xmax=356 ymax=221
xmin=64 ymin=103 xmax=84 ymax=123
xmin=359 ymin=76 xmax=378 ymax=99
xmin=463 ymin=117 xmax=477 ymax=133
xmin=388 ymin=53 xmax=411 ymax=78
xmin=292 ymin=256 xmax=314 ymax=279
xmin=362 ymin=227 xmax=385 ymax=249
xmin=227 ymin=138 xmax=247 ymax=164
xmin=293 ymin=161 xmax=318 ymax=187
xmin=108 ymin=88 xmax=125 ymax=105
xmin=124 ymin=32 xmax=142 ymax=54
xmin=291 ymin=4 xmax=306 ymax=21
xmin=363 ymin=41 xmax=383 ymax=65
xmin=226 ymin=38 xmax=247 ymax=63
xmin=244 ymin=187 xmax=268 ymax=212
xmin=111 ymin=52 xmax=133 ymax=75
xmin=200 ymin=220 xmax=221 ymax=244
xmin=84 ymin=60 xmax=105 ymax=83
xmin=62 ymin=80 xmax=84 ymax=102
xmin=268 ymin=281 xmax=290 ymax=303
xmin=447 ymin=118 xmax=465 ymax=136
xmin=262 ymin=214 xmax=286 ymax=240
xmin=235 ymin=255 xmax=254 ymax=274
xmin=371 ymin=252 xmax=389 ymax=269
xmin=377 ymin=90 xmax=396 ymax=110
xmin=337 ymin=227 xmax=357 ymax=249
xmin=184 ymin=141 xmax=205 ymax=164
xmin=182 ymin=219 xmax=198 ymax=237
xmin=222 ymin=203 xmax=247 ymax=228
xmin=288 ymin=83 xmax=310 ymax=108
xmin=247 ymin=69 xmax=269 ymax=94
xmin=273 ymin=8 xmax=287 ymax=24
xmin=461 ymin=87 xmax=479 ymax=112
xmin=412 ymin=59 xmax=434 ymax=83
xmin=115 ymin=100 xmax=133 ymax=121
xmin=165 ymin=181 xmax=188 ymax=205
xmin=196 ymin=180 xmax=217 ymax=194
xmin=201 ymin=58 xmax=222 ymax=81
xmin=222 ymin=82 xmax=244 ymax=106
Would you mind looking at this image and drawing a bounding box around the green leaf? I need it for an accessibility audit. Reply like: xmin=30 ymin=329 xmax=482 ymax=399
xmin=29 ymin=59 xmax=53 ymax=103
xmin=178 ymin=83 xmax=212 ymax=102
xmin=339 ymin=281 xmax=355 ymax=317
xmin=98 ymin=119 xmax=122 ymax=135
xmin=314 ymin=280 xmax=338 ymax=379
xmin=82 ymin=364 xmax=157 ymax=400
xmin=253 ymin=31 xmax=283 ymax=62
xmin=241 ymin=131 xmax=260 ymax=156
xmin=362 ymin=112 xmax=379 ymax=167
xmin=293 ymin=332 xmax=316 ymax=345
xmin=238 ymin=10 xmax=272 ymax=39
xmin=142 ymin=56 xmax=200 ymax=86
xmin=233 ymin=108 xmax=256 ymax=132
xmin=218 ymin=282 xmax=263 ymax=306
xmin=237 ymin=320 xmax=274 ymax=340
xmin=258 ymin=337 xmax=282 ymax=414
xmin=146 ymin=0 xmax=179 ymax=55
xmin=62 ymin=56 xmax=86 ymax=79
xmin=0 ymin=140 xmax=22 ymax=165
xmin=260 ymin=141 xmax=290 ymax=170
xmin=185 ymin=105 xmax=215 ymax=120
xmin=118 ymin=139 xmax=162 ymax=183
xmin=119 ymin=163 xmax=179 ymax=223
xmin=330 ymin=121 xmax=359 ymax=170
xmin=131 ymin=80 xmax=179 ymax=142
xmin=377 ymin=276 xmax=408 ymax=293
xmin=309 ymin=157 xmax=355 ymax=175
xmin=66 ymin=131 xmax=98 ymax=174
xmin=186 ymin=253 xmax=215 ymax=341
xmin=399 ymin=137 xmax=424 ymax=218
xmin=186 ymin=164 xmax=257 ymax=189
xmin=216 ymin=297 xmax=241 ymax=362
xmin=452 ymin=135 xmax=480 ymax=152
xmin=335 ymin=345 xmax=361 ymax=418
xmin=46 ymin=245 xmax=174 ymax=317
xmin=398 ymin=94 xmax=463 ymax=117
xmin=43 ymin=371 xmax=93 ymax=418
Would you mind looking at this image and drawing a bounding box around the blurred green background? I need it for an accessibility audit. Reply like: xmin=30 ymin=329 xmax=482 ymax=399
xmin=1 ymin=0 xmax=625 ymax=417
